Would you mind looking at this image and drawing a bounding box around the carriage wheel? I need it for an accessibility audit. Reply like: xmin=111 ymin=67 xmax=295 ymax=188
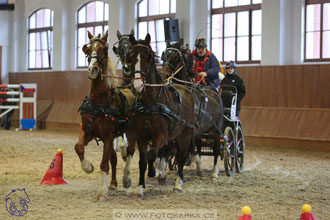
xmin=235 ymin=125 xmax=245 ymax=173
xmin=224 ymin=126 xmax=235 ymax=176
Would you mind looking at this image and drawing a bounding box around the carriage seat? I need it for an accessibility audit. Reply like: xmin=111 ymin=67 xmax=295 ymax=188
xmin=221 ymin=86 xmax=237 ymax=120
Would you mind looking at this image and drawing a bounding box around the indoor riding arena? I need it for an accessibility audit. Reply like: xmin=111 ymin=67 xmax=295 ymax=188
xmin=1 ymin=1 xmax=330 ymax=220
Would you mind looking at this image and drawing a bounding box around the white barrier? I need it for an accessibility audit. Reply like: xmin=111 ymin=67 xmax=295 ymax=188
xmin=0 ymin=83 xmax=37 ymax=129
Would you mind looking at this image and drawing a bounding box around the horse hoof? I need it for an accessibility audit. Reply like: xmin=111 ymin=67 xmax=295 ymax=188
xmin=97 ymin=193 xmax=108 ymax=201
xmin=197 ymin=170 xmax=203 ymax=177
xmin=148 ymin=169 xmax=156 ymax=177
xmin=173 ymin=187 xmax=182 ymax=193
xmin=211 ymin=176 xmax=218 ymax=182
xmin=158 ymin=175 xmax=167 ymax=185
xmin=123 ymin=179 xmax=132 ymax=189
xmin=109 ymin=182 xmax=117 ymax=191
xmin=86 ymin=164 xmax=94 ymax=173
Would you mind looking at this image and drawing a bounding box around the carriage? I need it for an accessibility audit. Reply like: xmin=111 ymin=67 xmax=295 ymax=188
xmin=195 ymin=85 xmax=246 ymax=177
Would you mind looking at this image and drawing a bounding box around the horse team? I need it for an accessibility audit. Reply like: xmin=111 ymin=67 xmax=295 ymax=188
xmin=74 ymin=30 xmax=224 ymax=200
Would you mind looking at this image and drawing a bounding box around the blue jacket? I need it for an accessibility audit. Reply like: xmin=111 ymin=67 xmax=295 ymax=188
xmin=186 ymin=50 xmax=220 ymax=89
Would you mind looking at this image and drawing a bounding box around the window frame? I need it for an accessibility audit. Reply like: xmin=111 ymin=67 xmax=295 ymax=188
xmin=27 ymin=8 xmax=54 ymax=70
xmin=210 ymin=0 xmax=262 ymax=64
xmin=137 ymin=0 xmax=175 ymax=58
xmin=304 ymin=0 xmax=330 ymax=62
xmin=76 ymin=0 xmax=109 ymax=68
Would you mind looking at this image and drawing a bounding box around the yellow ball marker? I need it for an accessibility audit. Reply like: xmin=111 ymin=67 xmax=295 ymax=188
xmin=241 ymin=206 xmax=251 ymax=215
xmin=302 ymin=204 xmax=312 ymax=213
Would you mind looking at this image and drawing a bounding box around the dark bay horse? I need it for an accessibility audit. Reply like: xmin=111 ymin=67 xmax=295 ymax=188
xmin=161 ymin=40 xmax=224 ymax=180
xmin=74 ymin=30 xmax=129 ymax=200
xmin=124 ymin=34 xmax=202 ymax=195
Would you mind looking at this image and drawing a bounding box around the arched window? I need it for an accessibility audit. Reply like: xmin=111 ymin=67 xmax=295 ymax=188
xmin=137 ymin=0 xmax=176 ymax=58
xmin=28 ymin=8 xmax=54 ymax=69
xmin=77 ymin=1 xmax=109 ymax=67
xmin=211 ymin=0 xmax=262 ymax=64
xmin=305 ymin=0 xmax=330 ymax=61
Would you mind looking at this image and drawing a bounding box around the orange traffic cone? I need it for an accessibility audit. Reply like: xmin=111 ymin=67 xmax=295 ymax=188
xmin=300 ymin=204 xmax=316 ymax=220
xmin=40 ymin=149 xmax=67 ymax=185
xmin=238 ymin=206 xmax=252 ymax=220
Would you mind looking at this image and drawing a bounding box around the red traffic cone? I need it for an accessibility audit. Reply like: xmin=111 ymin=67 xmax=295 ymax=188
xmin=41 ymin=149 xmax=67 ymax=185
xmin=300 ymin=204 xmax=316 ymax=220
xmin=238 ymin=206 xmax=252 ymax=220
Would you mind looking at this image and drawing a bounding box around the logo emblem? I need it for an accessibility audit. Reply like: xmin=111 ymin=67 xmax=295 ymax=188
xmin=4 ymin=188 xmax=30 ymax=217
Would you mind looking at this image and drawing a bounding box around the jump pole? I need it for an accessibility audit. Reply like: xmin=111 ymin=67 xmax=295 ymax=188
xmin=0 ymin=83 xmax=37 ymax=129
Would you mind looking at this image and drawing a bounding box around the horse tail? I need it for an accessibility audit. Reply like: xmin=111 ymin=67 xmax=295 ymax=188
xmin=107 ymin=56 xmax=119 ymax=88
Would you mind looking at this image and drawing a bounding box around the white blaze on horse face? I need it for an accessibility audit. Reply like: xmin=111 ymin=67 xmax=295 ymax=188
xmin=133 ymin=54 xmax=144 ymax=92
xmin=88 ymin=51 xmax=98 ymax=79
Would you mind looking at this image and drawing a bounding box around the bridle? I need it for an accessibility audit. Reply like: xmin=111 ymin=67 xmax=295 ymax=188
xmin=162 ymin=47 xmax=186 ymax=72
xmin=83 ymin=38 xmax=109 ymax=79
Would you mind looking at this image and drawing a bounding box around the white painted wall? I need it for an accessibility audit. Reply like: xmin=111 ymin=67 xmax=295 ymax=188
xmin=0 ymin=11 xmax=11 ymax=83
xmin=0 ymin=0 xmax=319 ymax=83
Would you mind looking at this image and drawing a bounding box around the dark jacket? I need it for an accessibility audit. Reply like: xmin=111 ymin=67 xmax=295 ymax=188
xmin=221 ymin=71 xmax=246 ymax=111
xmin=186 ymin=50 xmax=220 ymax=89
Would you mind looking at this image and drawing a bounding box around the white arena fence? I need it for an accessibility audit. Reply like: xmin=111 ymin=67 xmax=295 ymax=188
xmin=0 ymin=83 xmax=37 ymax=129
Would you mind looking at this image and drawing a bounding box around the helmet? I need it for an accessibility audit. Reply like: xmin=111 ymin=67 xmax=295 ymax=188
xmin=195 ymin=38 xmax=207 ymax=47
xmin=225 ymin=61 xmax=236 ymax=69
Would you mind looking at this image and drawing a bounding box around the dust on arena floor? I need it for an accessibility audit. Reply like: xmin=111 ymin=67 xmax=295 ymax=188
xmin=0 ymin=129 xmax=329 ymax=220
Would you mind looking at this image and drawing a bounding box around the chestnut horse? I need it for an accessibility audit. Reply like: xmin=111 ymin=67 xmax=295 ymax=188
xmin=74 ymin=30 xmax=129 ymax=200
xmin=161 ymin=40 xmax=224 ymax=180
xmin=124 ymin=34 xmax=202 ymax=195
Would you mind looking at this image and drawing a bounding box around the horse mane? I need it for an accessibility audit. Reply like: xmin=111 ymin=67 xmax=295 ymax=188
xmin=106 ymin=56 xmax=119 ymax=88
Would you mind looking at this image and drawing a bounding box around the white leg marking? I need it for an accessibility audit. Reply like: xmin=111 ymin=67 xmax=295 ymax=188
xmin=123 ymin=155 xmax=132 ymax=188
xmin=154 ymin=157 xmax=160 ymax=177
xmin=211 ymin=163 xmax=219 ymax=179
xmin=99 ymin=171 xmax=108 ymax=199
xmin=196 ymin=155 xmax=203 ymax=176
xmin=137 ymin=185 xmax=144 ymax=197
xmin=159 ymin=158 xmax=167 ymax=179
xmin=174 ymin=176 xmax=183 ymax=191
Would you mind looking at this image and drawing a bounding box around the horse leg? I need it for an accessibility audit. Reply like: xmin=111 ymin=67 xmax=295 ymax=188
xmin=122 ymin=134 xmax=136 ymax=189
xmin=137 ymin=140 xmax=148 ymax=198
xmin=98 ymin=138 xmax=111 ymax=200
xmin=174 ymin=133 xmax=192 ymax=192
xmin=195 ymin=137 xmax=203 ymax=177
xmin=119 ymin=133 xmax=128 ymax=161
xmin=211 ymin=137 xmax=220 ymax=180
xmin=157 ymin=147 xmax=168 ymax=184
xmin=74 ymin=130 xmax=94 ymax=173
xmin=151 ymin=135 xmax=168 ymax=183
xmin=147 ymin=143 xmax=156 ymax=177
xmin=109 ymin=137 xmax=118 ymax=191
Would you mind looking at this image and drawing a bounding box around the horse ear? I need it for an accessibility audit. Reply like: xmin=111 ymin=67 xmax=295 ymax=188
xmin=116 ymin=30 xmax=122 ymax=40
xmin=87 ymin=31 xmax=93 ymax=40
xmin=102 ymin=30 xmax=109 ymax=42
xmin=129 ymin=34 xmax=136 ymax=45
xmin=166 ymin=40 xmax=171 ymax=48
xmin=130 ymin=29 xmax=134 ymax=36
xmin=145 ymin=33 xmax=151 ymax=45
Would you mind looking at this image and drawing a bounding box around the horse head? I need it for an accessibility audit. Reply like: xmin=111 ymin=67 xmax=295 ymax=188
xmin=161 ymin=39 xmax=185 ymax=72
xmin=127 ymin=33 xmax=159 ymax=93
xmin=113 ymin=29 xmax=134 ymax=74
xmin=161 ymin=39 xmax=193 ymax=82
xmin=82 ymin=30 xmax=109 ymax=80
